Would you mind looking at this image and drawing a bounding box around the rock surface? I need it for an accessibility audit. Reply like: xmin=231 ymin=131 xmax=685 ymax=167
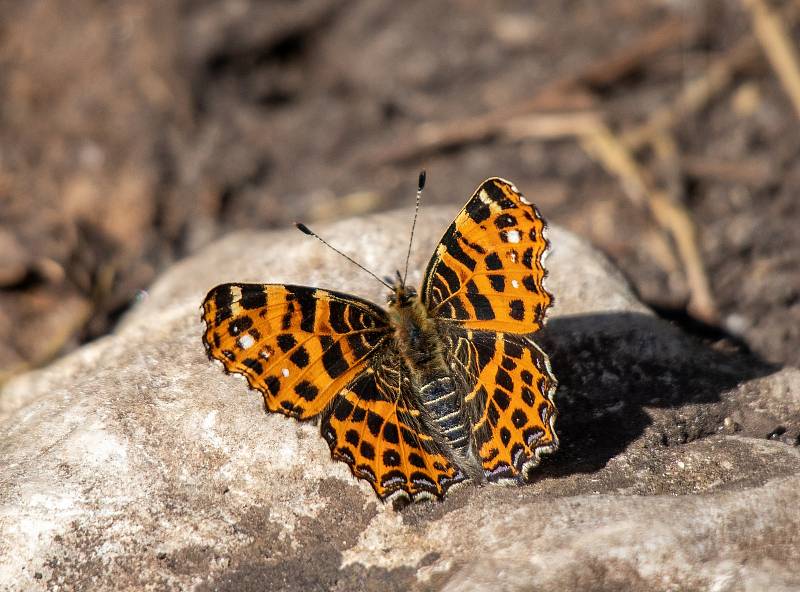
xmin=1 ymin=206 xmax=799 ymax=591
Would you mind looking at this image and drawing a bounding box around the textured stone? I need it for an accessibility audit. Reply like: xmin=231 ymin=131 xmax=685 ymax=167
xmin=1 ymin=206 xmax=798 ymax=591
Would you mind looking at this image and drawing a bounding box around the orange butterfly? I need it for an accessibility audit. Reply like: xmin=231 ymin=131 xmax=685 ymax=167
xmin=202 ymin=175 xmax=557 ymax=504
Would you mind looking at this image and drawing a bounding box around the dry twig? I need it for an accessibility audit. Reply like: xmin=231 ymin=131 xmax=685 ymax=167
xmin=623 ymin=1 xmax=800 ymax=148
xmin=579 ymin=124 xmax=719 ymax=323
xmin=368 ymin=16 xmax=700 ymax=164
xmin=742 ymin=0 xmax=800 ymax=118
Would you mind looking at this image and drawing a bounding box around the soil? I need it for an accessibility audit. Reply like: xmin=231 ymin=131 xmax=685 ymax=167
xmin=1 ymin=0 xmax=798 ymax=381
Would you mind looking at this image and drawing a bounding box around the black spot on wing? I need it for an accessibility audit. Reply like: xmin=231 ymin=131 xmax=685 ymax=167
xmin=512 ymin=408 xmax=528 ymax=428
xmin=289 ymin=346 xmax=310 ymax=368
xmin=367 ymin=411 xmax=383 ymax=436
xmin=495 ymin=366 xmax=514 ymax=392
xmin=521 ymin=386 xmax=535 ymax=406
xmin=523 ymin=275 xmax=537 ymax=293
xmin=509 ymin=299 xmax=525 ymax=321
xmin=277 ymin=333 xmax=297 ymax=353
xmin=383 ymin=449 xmax=401 ymax=467
xmin=332 ymin=396 xmax=354 ymax=421
xmin=380 ymin=470 xmax=406 ymax=490
xmin=243 ymin=358 xmax=263 ymax=374
xmin=383 ymin=422 xmax=399 ymax=444
xmin=475 ymin=333 xmax=495 ymax=369
xmin=465 ymin=280 xmax=495 ymax=321
xmin=409 ymin=452 xmax=426 ymax=468
xmin=466 ymin=199 xmax=491 ymax=224
xmin=522 ymin=248 xmax=534 ymax=269
xmin=240 ymin=285 xmax=267 ymax=310
xmin=294 ymin=380 xmax=319 ymax=401
xmin=400 ymin=426 xmax=417 ymax=446
xmin=360 ymin=441 xmax=375 ymax=460
xmin=281 ymin=304 xmax=294 ymax=330
xmin=485 ymin=252 xmax=503 ymax=270
xmin=488 ymin=274 xmax=505 ymax=292
xmin=285 ymin=286 xmax=316 ymax=332
xmin=345 ymin=429 xmax=359 ymax=447
xmin=501 ymin=356 xmax=516 ymax=371
xmin=328 ymin=300 xmax=350 ymax=333
xmin=322 ymin=340 xmax=348 ymax=378
xmin=212 ymin=286 xmax=234 ymax=324
xmin=266 ymin=375 xmax=280 ymax=395
xmin=352 ymin=406 xmax=366 ymax=423
xmin=228 ymin=316 xmax=253 ymax=337
xmin=493 ymin=388 xmax=510 ymax=411
xmin=493 ymin=213 xmax=517 ymax=229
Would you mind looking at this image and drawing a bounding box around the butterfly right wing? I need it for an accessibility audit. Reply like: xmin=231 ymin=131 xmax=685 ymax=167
xmin=420 ymin=177 xmax=553 ymax=333
xmin=202 ymin=283 xmax=392 ymax=420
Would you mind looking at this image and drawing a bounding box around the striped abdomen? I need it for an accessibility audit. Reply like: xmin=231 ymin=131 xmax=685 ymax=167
xmin=419 ymin=376 xmax=470 ymax=454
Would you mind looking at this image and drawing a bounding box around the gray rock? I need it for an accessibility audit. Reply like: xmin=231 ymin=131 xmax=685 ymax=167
xmin=1 ymin=206 xmax=798 ymax=591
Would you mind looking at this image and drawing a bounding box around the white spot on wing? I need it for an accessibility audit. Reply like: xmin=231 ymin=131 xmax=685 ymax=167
xmin=282 ymin=368 xmax=290 ymax=378
xmin=238 ymin=334 xmax=255 ymax=349
xmin=260 ymin=349 xmax=271 ymax=360
xmin=511 ymin=279 xmax=519 ymax=289
xmin=506 ymin=230 xmax=521 ymax=243
xmin=520 ymin=195 xmax=531 ymax=205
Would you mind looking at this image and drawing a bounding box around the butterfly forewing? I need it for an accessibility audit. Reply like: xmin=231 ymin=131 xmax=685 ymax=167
xmin=202 ymin=283 xmax=391 ymax=419
xmin=422 ymin=178 xmax=552 ymax=333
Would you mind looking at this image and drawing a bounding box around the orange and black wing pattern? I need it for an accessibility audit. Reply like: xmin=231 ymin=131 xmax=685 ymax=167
xmin=320 ymin=343 xmax=467 ymax=503
xmin=202 ymin=283 xmax=467 ymax=502
xmin=202 ymin=283 xmax=391 ymax=419
xmin=443 ymin=327 xmax=558 ymax=482
xmin=422 ymin=177 xmax=552 ymax=333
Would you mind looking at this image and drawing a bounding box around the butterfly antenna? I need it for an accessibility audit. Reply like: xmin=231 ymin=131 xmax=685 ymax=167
xmin=295 ymin=223 xmax=393 ymax=290
xmin=402 ymin=170 xmax=425 ymax=287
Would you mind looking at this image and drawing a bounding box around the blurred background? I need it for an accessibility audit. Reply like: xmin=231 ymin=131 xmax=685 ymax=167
xmin=1 ymin=0 xmax=798 ymax=383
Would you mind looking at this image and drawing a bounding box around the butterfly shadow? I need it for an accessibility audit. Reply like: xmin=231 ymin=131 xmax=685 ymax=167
xmin=532 ymin=311 xmax=777 ymax=478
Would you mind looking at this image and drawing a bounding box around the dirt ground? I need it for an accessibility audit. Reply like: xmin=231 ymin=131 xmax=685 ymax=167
xmin=1 ymin=0 xmax=798 ymax=382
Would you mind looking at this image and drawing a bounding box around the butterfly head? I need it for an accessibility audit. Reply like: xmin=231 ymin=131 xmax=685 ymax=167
xmin=387 ymin=270 xmax=418 ymax=309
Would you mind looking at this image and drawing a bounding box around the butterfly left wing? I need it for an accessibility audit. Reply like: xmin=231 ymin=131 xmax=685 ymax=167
xmin=320 ymin=342 xmax=468 ymax=503
xmin=202 ymin=283 xmax=392 ymax=419
xmin=421 ymin=177 xmax=553 ymax=333
xmin=441 ymin=325 xmax=558 ymax=482
xmin=203 ymin=283 xmax=467 ymax=502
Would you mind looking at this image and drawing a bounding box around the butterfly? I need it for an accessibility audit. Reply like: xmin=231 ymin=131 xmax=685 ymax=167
xmin=201 ymin=175 xmax=557 ymax=504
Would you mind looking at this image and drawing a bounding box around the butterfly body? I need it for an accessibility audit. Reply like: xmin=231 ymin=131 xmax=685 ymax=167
xmin=202 ymin=177 xmax=558 ymax=504
xmin=387 ymin=283 xmax=484 ymax=479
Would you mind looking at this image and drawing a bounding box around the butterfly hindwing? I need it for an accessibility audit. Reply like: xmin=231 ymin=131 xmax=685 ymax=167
xmin=202 ymin=283 xmax=391 ymax=419
xmin=422 ymin=177 xmax=552 ymax=333
xmin=320 ymin=344 xmax=468 ymax=502
xmin=441 ymin=325 xmax=558 ymax=482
